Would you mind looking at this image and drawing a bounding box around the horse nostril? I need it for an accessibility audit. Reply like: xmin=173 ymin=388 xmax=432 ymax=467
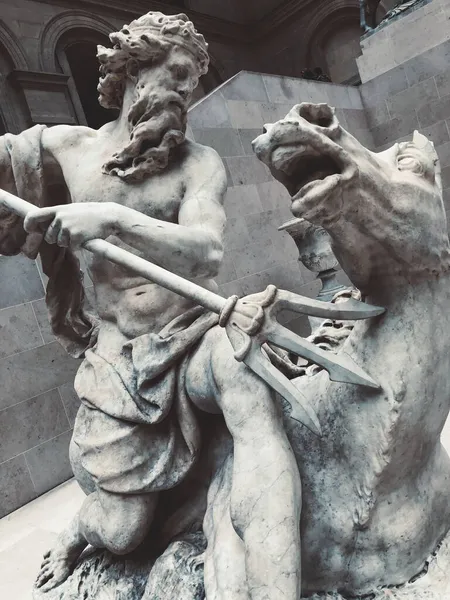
xmin=298 ymin=104 xmax=334 ymax=128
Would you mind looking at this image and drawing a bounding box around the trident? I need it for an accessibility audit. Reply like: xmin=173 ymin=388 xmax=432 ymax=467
xmin=0 ymin=189 xmax=385 ymax=437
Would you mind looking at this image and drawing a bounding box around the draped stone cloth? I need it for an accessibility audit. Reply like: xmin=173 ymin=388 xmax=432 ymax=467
xmin=0 ymin=126 xmax=96 ymax=358
xmin=73 ymin=307 xmax=218 ymax=494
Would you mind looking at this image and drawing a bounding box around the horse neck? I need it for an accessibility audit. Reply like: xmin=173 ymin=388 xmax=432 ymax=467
xmin=350 ymin=273 xmax=450 ymax=403
xmin=335 ymin=273 xmax=450 ymax=527
xmin=361 ymin=273 xmax=450 ymax=348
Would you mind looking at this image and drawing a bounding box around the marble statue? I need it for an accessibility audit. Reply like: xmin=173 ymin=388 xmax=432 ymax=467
xmin=252 ymin=102 xmax=450 ymax=596
xmin=11 ymin=13 xmax=308 ymax=599
xmin=0 ymin=11 xmax=378 ymax=600
xmin=0 ymin=8 xmax=448 ymax=600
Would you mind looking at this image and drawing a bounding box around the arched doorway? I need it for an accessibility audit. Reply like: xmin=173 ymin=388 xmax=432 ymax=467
xmin=0 ymin=43 xmax=29 ymax=133
xmin=56 ymin=28 xmax=117 ymax=129
xmin=0 ymin=51 xmax=10 ymax=134
xmin=55 ymin=25 xmax=224 ymax=123
xmin=307 ymin=9 xmax=362 ymax=85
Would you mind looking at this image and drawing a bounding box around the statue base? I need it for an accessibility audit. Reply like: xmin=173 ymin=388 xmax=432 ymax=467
xmin=32 ymin=529 xmax=450 ymax=599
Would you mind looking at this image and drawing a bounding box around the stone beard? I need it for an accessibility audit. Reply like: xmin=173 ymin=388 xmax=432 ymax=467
xmin=102 ymin=85 xmax=188 ymax=182
xmin=96 ymin=12 xmax=209 ymax=182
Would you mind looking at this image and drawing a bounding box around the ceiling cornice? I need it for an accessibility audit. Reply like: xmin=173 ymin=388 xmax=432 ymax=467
xmin=31 ymin=0 xmax=249 ymax=44
xmin=30 ymin=0 xmax=358 ymax=46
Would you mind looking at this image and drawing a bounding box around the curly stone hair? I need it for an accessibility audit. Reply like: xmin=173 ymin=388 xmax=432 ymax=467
xmin=97 ymin=12 xmax=210 ymax=110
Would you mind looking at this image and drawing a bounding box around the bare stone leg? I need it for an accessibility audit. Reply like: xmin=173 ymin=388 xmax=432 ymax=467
xmin=203 ymin=453 xmax=248 ymax=600
xmin=186 ymin=328 xmax=302 ymax=600
xmin=35 ymin=489 xmax=158 ymax=593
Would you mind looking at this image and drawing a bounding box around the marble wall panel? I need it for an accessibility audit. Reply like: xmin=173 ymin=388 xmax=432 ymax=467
xmin=188 ymin=92 xmax=232 ymax=129
xmin=0 ymin=256 xmax=44 ymax=310
xmin=238 ymin=129 xmax=263 ymax=155
xmin=30 ymin=298 xmax=55 ymax=345
xmin=404 ymin=40 xmax=450 ymax=86
xmin=370 ymin=113 xmax=420 ymax=147
xmin=0 ymin=303 xmax=43 ymax=359
xmin=0 ymin=342 xmax=80 ymax=411
xmin=0 ymin=389 xmax=70 ymax=464
xmin=360 ymin=65 xmax=409 ymax=100
xmin=419 ymin=120 xmax=450 ymax=147
xmin=386 ymin=77 xmax=439 ymax=120
xmin=0 ymin=456 xmax=37 ymax=519
xmin=357 ymin=0 xmax=448 ymax=82
xmin=58 ymin=383 xmax=80 ymax=428
xmin=191 ymin=128 xmax=245 ymax=157
xmin=417 ymin=94 xmax=450 ymax=128
xmin=437 ymin=140 xmax=450 ymax=168
xmin=220 ymin=72 xmax=270 ymax=103
xmin=434 ymin=68 xmax=450 ymax=98
xmin=24 ymin=430 xmax=73 ymax=496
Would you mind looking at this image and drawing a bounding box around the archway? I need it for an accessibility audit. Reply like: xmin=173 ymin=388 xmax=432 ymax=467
xmin=306 ymin=7 xmax=362 ymax=84
xmin=55 ymin=28 xmax=117 ymax=129
xmin=0 ymin=21 xmax=29 ymax=132
xmin=0 ymin=47 xmax=30 ymax=133
xmin=0 ymin=49 xmax=13 ymax=134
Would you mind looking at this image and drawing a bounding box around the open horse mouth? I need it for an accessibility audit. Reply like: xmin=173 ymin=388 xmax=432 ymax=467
xmin=252 ymin=103 xmax=357 ymax=216
xmin=270 ymin=144 xmax=343 ymax=203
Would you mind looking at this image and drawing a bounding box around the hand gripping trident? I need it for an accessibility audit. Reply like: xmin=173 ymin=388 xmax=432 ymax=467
xmin=0 ymin=189 xmax=385 ymax=437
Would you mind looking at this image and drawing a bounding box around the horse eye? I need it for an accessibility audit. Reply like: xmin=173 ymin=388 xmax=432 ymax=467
xmin=171 ymin=65 xmax=188 ymax=80
xmin=397 ymin=155 xmax=422 ymax=174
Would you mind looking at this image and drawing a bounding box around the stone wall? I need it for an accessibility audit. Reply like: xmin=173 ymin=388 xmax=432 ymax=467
xmin=0 ymin=255 xmax=81 ymax=518
xmin=0 ymin=71 xmax=372 ymax=516
xmin=360 ymin=37 xmax=450 ymax=219
xmin=357 ymin=0 xmax=449 ymax=82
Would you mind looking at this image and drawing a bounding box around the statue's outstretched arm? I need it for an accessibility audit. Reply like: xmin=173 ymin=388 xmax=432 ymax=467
xmin=24 ymin=146 xmax=227 ymax=280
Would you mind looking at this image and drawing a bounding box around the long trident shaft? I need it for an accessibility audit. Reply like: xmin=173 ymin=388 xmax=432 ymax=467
xmin=0 ymin=189 xmax=385 ymax=437
xmin=0 ymin=190 xmax=227 ymax=313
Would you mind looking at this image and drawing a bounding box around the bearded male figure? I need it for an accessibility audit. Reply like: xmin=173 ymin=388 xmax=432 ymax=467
xmin=0 ymin=12 xmax=303 ymax=599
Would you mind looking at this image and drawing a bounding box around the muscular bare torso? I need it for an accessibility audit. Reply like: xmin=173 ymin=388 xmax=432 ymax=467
xmin=43 ymin=123 xmax=223 ymax=356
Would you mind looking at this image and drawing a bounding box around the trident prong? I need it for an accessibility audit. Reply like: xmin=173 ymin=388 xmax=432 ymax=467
xmin=242 ymin=341 xmax=323 ymax=436
xmin=266 ymin=323 xmax=380 ymax=389
xmin=221 ymin=285 xmax=385 ymax=435
xmin=0 ymin=189 xmax=386 ymax=439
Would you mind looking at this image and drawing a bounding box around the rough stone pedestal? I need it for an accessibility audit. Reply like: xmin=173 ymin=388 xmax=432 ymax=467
xmin=33 ymin=529 xmax=450 ymax=600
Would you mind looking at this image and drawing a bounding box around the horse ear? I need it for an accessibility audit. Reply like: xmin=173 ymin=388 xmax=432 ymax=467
xmin=413 ymin=130 xmax=435 ymax=153
xmin=413 ymin=130 xmax=442 ymax=193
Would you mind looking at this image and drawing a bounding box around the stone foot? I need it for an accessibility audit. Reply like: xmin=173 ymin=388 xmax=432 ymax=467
xmin=34 ymin=517 xmax=87 ymax=593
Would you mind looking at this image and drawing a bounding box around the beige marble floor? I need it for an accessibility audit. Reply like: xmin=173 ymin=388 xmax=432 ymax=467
xmin=0 ymin=479 xmax=84 ymax=600
xmin=2 ymin=421 xmax=450 ymax=600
